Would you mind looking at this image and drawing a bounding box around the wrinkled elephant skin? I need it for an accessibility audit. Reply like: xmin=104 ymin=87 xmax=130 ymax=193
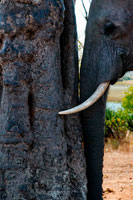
xmin=80 ymin=0 xmax=133 ymax=199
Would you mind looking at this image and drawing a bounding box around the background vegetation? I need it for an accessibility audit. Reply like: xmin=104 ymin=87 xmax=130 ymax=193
xmin=105 ymin=86 xmax=133 ymax=140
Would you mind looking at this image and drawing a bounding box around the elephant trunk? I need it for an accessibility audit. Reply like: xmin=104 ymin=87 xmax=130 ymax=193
xmin=80 ymin=94 xmax=108 ymax=199
xmin=80 ymin=48 xmax=110 ymax=199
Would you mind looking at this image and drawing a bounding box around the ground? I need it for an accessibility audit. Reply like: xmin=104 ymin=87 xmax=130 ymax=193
xmin=103 ymin=137 xmax=133 ymax=200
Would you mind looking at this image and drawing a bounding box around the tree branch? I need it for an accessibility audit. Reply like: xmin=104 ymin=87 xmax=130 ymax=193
xmin=81 ymin=0 xmax=88 ymax=20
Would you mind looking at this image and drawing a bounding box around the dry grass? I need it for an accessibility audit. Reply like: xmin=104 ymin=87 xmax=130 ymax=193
xmin=107 ymin=89 xmax=126 ymax=102
xmin=115 ymin=80 xmax=133 ymax=86
xmin=107 ymin=80 xmax=133 ymax=102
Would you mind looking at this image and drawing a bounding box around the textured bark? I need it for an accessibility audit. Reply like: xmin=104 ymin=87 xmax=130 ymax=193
xmin=0 ymin=1 xmax=87 ymax=199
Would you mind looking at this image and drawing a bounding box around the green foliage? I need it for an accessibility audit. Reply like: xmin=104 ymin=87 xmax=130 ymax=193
xmin=105 ymin=86 xmax=133 ymax=139
xmin=122 ymin=86 xmax=133 ymax=112
xmin=105 ymin=109 xmax=129 ymax=139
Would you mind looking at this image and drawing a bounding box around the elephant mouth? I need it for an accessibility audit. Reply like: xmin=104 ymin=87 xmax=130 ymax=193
xmin=59 ymin=81 xmax=110 ymax=115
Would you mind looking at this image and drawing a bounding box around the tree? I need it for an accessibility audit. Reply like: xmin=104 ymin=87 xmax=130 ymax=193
xmin=0 ymin=1 xmax=87 ymax=199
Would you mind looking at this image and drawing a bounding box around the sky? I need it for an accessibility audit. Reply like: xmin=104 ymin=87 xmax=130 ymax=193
xmin=75 ymin=0 xmax=91 ymax=43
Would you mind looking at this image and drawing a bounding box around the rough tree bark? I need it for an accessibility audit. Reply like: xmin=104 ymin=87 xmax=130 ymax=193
xmin=0 ymin=0 xmax=87 ymax=200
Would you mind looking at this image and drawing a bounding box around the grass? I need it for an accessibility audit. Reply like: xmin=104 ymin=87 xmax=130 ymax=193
xmin=107 ymin=80 xmax=133 ymax=102
xmin=115 ymin=80 xmax=133 ymax=86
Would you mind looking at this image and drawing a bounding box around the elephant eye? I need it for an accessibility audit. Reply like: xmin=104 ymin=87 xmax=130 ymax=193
xmin=104 ymin=22 xmax=117 ymax=36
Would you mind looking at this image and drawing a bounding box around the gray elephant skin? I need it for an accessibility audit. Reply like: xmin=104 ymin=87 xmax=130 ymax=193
xmin=80 ymin=0 xmax=133 ymax=199
xmin=60 ymin=1 xmax=133 ymax=199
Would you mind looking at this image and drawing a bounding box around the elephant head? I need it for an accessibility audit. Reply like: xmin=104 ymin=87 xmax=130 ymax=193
xmin=59 ymin=0 xmax=133 ymax=199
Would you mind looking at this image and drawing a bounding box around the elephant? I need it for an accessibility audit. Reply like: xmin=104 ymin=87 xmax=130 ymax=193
xmin=59 ymin=0 xmax=133 ymax=199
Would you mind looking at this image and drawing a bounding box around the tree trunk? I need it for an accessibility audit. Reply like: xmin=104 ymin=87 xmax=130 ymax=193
xmin=0 ymin=1 xmax=87 ymax=199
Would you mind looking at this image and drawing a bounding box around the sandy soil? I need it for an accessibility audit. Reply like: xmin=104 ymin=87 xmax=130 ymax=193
xmin=103 ymin=139 xmax=133 ymax=200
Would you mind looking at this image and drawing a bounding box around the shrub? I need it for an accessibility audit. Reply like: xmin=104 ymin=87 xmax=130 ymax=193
xmin=105 ymin=86 xmax=133 ymax=139
xmin=122 ymin=86 xmax=133 ymax=131
xmin=105 ymin=109 xmax=129 ymax=139
xmin=122 ymin=86 xmax=133 ymax=112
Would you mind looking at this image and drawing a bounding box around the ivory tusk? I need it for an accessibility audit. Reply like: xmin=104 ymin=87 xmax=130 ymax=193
xmin=59 ymin=81 xmax=110 ymax=115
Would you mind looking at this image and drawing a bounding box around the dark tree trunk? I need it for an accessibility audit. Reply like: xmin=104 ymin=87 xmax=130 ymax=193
xmin=0 ymin=1 xmax=87 ymax=199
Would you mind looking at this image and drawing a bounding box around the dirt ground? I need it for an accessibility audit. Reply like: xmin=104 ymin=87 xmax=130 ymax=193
xmin=103 ymin=138 xmax=133 ymax=200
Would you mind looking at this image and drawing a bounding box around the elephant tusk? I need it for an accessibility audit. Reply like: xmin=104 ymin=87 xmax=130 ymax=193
xmin=58 ymin=81 xmax=110 ymax=115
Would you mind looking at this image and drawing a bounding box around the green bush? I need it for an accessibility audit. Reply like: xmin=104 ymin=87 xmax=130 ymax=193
xmin=105 ymin=86 xmax=133 ymax=139
xmin=122 ymin=86 xmax=133 ymax=131
xmin=122 ymin=86 xmax=133 ymax=112
xmin=105 ymin=109 xmax=129 ymax=139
